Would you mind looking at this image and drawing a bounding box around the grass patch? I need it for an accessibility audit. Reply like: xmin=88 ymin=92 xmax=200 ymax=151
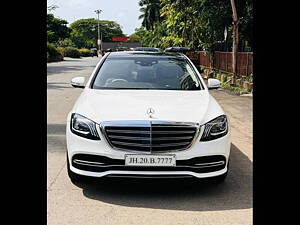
xmin=199 ymin=65 xmax=252 ymax=94
xmin=221 ymin=79 xmax=249 ymax=95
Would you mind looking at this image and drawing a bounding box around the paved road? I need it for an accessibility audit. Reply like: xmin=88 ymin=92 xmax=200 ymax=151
xmin=47 ymin=57 xmax=252 ymax=225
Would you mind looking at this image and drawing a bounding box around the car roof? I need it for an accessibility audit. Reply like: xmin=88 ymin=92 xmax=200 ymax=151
xmin=107 ymin=51 xmax=185 ymax=59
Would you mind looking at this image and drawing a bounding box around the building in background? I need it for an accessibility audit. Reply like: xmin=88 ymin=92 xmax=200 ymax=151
xmin=102 ymin=42 xmax=142 ymax=51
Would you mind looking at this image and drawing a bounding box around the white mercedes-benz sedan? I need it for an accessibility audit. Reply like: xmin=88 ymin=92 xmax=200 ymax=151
xmin=66 ymin=51 xmax=230 ymax=182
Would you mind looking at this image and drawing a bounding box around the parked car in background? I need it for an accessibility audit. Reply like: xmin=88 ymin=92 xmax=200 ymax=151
xmin=67 ymin=51 xmax=230 ymax=183
xmin=132 ymin=47 xmax=161 ymax=52
xmin=90 ymin=48 xmax=98 ymax=57
xmin=115 ymin=47 xmax=131 ymax=52
xmin=164 ymin=47 xmax=191 ymax=53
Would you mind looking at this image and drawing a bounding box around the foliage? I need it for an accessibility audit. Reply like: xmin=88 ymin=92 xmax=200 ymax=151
xmin=132 ymin=27 xmax=147 ymax=42
xmin=210 ymin=70 xmax=252 ymax=94
xmin=79 ymin=48 xmax=92 ymax=57
xmin=137 ymin=0 xmax=253 ymax=53
xmin=142 ymin=22 xmax=169 ymax=48
xmin=64 ymin=47 xmax=81 ymax=58
xmin=160 ymin=0 xmax=232 ymax=52
xmin=128 ymin=33 xmax=142 ymax=42
xmin=47 ymin=14 xmax=71 ymax=43
xmin=47 ymin=4 xmax=58 ymax=12
xmin=238 ymin=0 xmax=253 ymax=47
xmin=47 ymin=43 xmax=63 ymax=62
xmin=57 ymin=38 xmax=76 ymax=48
xmin=69 ymin=18 xmax=124 ymax=49
xmin=56 ymin=47 xmax=65 ymax=57
xmin=221 ymin=81 xmax=249 ymax=95
xmin=138 ymin=0 xmax=162 ymax=30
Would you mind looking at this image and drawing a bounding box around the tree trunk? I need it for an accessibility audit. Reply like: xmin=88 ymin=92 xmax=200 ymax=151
xmin=209 ymin=51 xmax=215 ymax=74
xmin=230 ymin=0 xmax=239 ymax=85
xmin=182 ymin=15 xmax=187 ymax=46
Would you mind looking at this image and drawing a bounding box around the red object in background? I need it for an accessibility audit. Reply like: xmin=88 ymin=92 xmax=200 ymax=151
xmin=112 ymin=37 xmax=130 ymax=41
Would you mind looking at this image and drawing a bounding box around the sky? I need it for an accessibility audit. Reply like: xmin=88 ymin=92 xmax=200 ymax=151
xmin=47 ymin=0 xmax=142 ymax=35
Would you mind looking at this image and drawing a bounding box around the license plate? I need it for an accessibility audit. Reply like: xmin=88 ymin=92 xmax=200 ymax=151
xmin=125 ymin=154 xmax=176 ymax=167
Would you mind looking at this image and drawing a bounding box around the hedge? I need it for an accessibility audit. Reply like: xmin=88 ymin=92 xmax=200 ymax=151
xmin=47 ymin=43 xmax=63 ymax=62
xmin=64 ymin=47 xmax=81 ymax=58
xmin=57 ymin=47 xmax=65 ymax=57
xmin=79 ymin=48 xmax=92 ymax=57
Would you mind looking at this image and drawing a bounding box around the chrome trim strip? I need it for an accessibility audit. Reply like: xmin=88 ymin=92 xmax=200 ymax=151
xmin=102 ymin=120 xmax=198 ymax=126
xmin=73 ymin=159 xmax=106 ymax=166
xmin=106 ymin=174 xmax=194 ymax=178
xmin=194 ymin=161 xmax=225 ymax=166
xmin=193 ymin=161 xmax=225 ymax=166
xmin=150 ymin=120 xmax=153 ymax=153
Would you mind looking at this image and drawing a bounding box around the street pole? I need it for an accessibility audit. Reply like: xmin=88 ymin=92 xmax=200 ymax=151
xmin=94 ymin=9 xmax=102 ymax=54
xmin=224 ymin=27 xmax=227 ymax=52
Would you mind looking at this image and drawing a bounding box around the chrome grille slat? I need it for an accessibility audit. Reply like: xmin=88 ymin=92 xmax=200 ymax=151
xmin=106 ymin=130 xmax=195 ymax=134
xmin=111 ymin=141 xmax=151 ymax=147
xmin=152 ymin=136 xmax=193 ymax=140
xmin=102 ymin=121 xmax=199 ymax=153
xmin=150 ymin=125 xmax=196 ymax=128
xmin=109 ymin=135 xmax=151 ymax=140
xmin=152 ymin=130 xmax=195 ymax=134
xmin=106 ymin=130 xmax=151 ymax=134
xmin=109 ymin=135 xmax=193 ymax=141
xmin=111 ymin=140 xmax=191 ymax=147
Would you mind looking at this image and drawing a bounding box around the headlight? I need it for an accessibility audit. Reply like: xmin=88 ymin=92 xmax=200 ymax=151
xmin=70 ymin=113 xmax=100 ymax=140
xmin=200 ymin=115 xmax=228 ymax=141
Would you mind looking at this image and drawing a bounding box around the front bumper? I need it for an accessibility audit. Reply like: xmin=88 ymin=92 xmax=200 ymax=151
xmin=70 ymin=166 xmax=228 ymax=179
xmin=66 ymin=120 xmax=231 ymax=178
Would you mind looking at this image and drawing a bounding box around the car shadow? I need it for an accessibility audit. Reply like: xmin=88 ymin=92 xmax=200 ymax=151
xmin=72 ymin=143 xmax=252 ymax=212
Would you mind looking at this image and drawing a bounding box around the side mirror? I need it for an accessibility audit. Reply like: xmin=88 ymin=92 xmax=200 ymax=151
xmin=208 ymin=78 xmax=221 ymax=90
xmin=71 ymin=77 xmax=85 ymax=88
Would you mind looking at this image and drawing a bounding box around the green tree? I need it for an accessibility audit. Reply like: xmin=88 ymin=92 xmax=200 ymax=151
xmin=57 ymin=38 xmax=76 ymax=48
xmin=47 ymin=4 xmax=58 ymax=12
xmin=137 ymin=0 xmax=252 ymax=62
xmin=138 ymin=0 xmax=162 ymax=30
xmin=128 ymin=33 xmax=141 ymax=42
xmin=161 ymin=0 xmax=232 ymax=51
xmin=47 ymin=14 xmax=71 ymax=43
xmin=69 ymin=18 xmax=124 ymax=48
xmin=229 ymin=0 xmax=253 ymax=82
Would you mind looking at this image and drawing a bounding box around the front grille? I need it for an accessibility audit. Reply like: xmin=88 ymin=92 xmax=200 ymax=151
xmin=101 ymin=121 xmax=199 ymax=152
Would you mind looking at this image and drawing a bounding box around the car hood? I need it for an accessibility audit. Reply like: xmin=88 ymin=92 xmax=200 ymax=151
xmin=74 ymin=89 xmax=217 ymax=124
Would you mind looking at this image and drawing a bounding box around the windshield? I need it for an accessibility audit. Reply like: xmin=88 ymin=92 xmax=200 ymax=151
xmin=91 ymin=56 xmax=203 ymax=90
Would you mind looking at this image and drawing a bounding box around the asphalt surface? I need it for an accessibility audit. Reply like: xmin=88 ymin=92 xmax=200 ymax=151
xmin=47 ymin=57 xmax=253 ymax=225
